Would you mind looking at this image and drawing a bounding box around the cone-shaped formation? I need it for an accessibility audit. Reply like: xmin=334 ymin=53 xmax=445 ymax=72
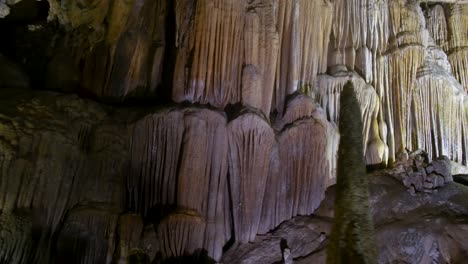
xmin=327 ymin=81 xmax=377 ymax=264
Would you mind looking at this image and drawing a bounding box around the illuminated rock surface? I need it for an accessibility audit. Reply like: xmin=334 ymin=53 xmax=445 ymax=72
xmin=0 ymin=0 xmax=467 ymax=263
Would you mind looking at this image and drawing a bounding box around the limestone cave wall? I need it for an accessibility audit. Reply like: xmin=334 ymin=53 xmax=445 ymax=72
xmin=0 ymin=0 xmax=466 ymax=263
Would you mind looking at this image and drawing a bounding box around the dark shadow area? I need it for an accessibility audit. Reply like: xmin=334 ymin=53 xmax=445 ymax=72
xmin=0 ymin=0 xmax=59 ymax=90
xmin=158 ymin=0 xmax=177 ymax=103
xmin=454 ymin=174 xmax=468 ymax=186
xmin=366 ymin=162 xmax=387 ymax=172
xmin=143 ymin=204 xmax=178 ymax=225
xmin=154 ymin=249 xmax=216 ymax=264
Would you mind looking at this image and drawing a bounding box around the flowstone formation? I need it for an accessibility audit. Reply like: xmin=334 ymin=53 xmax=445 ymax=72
xmin=0 ymin=0 xmax=467 ymax=263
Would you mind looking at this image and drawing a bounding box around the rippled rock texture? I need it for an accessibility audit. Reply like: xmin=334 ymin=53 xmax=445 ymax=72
xmin=0 ymin=0 xmax=467 ymax=263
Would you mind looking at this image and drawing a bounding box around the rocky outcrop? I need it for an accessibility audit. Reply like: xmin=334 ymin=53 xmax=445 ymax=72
xmin=388 ymin=150 xmax=453 ymax=194
xmin=222 ymin=171 xmax=468 ymax=264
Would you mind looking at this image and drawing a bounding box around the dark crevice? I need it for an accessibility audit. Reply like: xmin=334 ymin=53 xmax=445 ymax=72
xmin=158 ymin=0 xmax=177 ymax=104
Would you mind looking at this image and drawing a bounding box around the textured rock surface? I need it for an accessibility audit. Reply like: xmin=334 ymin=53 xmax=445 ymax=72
xmin=0 ymin=0 xmax=467 ymax=262
xmin=3 ymin=0 xmax=465 ymax=164
xmin=388 ymin=150 xmax=454 ymax=194
xmin=223 ymin=173 xmax=468 ymax=264
xmin=0 ymin=89 xmax=336 ymax=262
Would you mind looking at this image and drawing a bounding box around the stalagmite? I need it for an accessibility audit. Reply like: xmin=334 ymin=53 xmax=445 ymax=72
xmin=0 ymin=0 xmax=467 ymax=262
xmin=327 ymin=82 xmax=377 ymax=264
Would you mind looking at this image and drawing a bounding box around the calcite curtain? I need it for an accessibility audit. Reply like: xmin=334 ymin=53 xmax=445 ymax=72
xmin=0 ymin=0 xmax=467 ymax=263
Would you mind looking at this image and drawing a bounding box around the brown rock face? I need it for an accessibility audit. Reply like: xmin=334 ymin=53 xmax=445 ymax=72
xmin=0 ymin=0 xmax=467 ymax=263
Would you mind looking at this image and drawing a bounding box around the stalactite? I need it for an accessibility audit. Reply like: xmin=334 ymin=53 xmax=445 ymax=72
xmin=228 ymin=110 xmax=275 ymax=242
xmin=331 ymin=0 xmax=367 ymax=52
xmin=155 ymin=209 xmax=206 ymax=259
xmin=127 ymin=110 xmax=184 ymax=215
xmin=115 ymin=214 xmax=144 ymax=264
xmin=329 ymin=0 xmax=390 ymax=75
xmin=449 ymin=49 xmax=468 ymax=92
xmin=82 ymin=0 xmax=168 ymax=98
xmin=173 ymin=0 xmax=246 ymax=108
xmin=259 ymin=94 xmax=338 ymax=233
xmin=366 ymin=0 xmax=390 ymax=54
xmin=47 ymin=0 xmax=111 ymax=29
xmin=445 ymin=4 xmax=468 ymax=92
xmin=273 ymin=0 xmax=299 ymax=113
xmin=242 ymin=0 xmax=279 ymax=114
xmin=55 ymin=207 xmax=118 ymax=264
xmin=446 ymin=4 xmax=468 ymax=52
xmin=128 ymin=107 xmax=230 ymax=260
xmin=425 ymin=5 xmax=448 ymax=51
xmin=315 ymin=72 xmax=385 ymax=165
xmin=0 ymin=212 xmax=33 ymax=264
xmin=0 ymin=1 xmax=467 ymax=262
xmin=296 ymin=0 xmax=333 ymax=90
xmin=279 ymin=120 xmax=328 ymax=219
xmin=371 ymin=1 xmax=427 ymax=164
xmin=177 ymin=109 xmax=229 ymax=260
xmin=414 ymin=63 xmax=467 ymax=163
xmin=385 ymin=46 xmax=425 ymax=159
xmin=388 ymin=0 xmax=426 ymax=47
xmin=173 ymin=0 xmax=280 ymax=115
